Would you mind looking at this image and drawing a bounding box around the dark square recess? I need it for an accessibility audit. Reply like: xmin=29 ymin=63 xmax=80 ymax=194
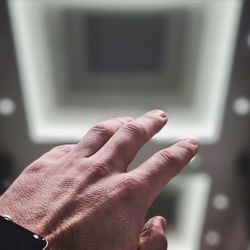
xmin=85 ymin=14 xmax=166 ymax=73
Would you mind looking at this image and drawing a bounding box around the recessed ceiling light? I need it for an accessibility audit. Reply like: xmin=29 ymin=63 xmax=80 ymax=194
xmin=0 ymin=98 xmax=16 ymax=116
xmin=205 ymin=231 xmax=221 ymax=247
xmin=212 ymin=193 xmax=230 ymax=210
xmin=233 ymin=97 xmax=250 ymax=116
xmin=8 ymin=0 xmax=242 ymax=144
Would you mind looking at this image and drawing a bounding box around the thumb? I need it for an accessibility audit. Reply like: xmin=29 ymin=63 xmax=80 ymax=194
xmin=138 ymin=216 xmax=168 ymax=250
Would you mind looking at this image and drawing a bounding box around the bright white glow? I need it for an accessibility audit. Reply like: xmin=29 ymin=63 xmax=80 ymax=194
xmin=8 ymin=0 xmax=242 ymax=144
xmin=205 ymin=231 xmax=221 ymax=247
xmin=212 ymin=194 xmax=230 ymax=210
xmin=0 ymin=98 xmax=16 ymax=116
xmin=3 ymin=215 xmax=11 ymax=220
xmin=233 ymin=97 xmax=250 ymax=116
xmin=167 ymin=174 xmax=211 ymax=250
xmin=33 ymin=234 xmax=39 ymax=239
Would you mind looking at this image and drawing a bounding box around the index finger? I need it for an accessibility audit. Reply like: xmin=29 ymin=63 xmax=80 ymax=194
xmin=130 ymin=138 xmax=199 ymax=206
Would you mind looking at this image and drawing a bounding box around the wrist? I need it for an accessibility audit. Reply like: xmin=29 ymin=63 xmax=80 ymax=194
xmin=0 ymin=215 xmax=48 ymax=250
xmin=0 ymin=194 xmax=45 ymax=238
xmin=0 ymin=197 xmax=63 ymax=250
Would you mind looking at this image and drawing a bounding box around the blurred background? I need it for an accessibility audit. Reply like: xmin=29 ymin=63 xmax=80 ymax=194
xmin=0 ymin=0 xmax=250 ymax=249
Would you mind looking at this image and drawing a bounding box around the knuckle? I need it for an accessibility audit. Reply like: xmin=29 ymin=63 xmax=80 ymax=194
xmin=117 ymin=176 xmax=142 ymax=196
xmin=25 ymin=159 xmax=51 ymax=174
xmin=24 ymin=164 xmax=41 ymax=174
xmin=89 ymin=124 xmax=113 ymax=138
xmin=158 ymin=149 xmax=180 ymax=167
xmin=88 ymin=160 xmax=111 ymax=178
xmin=122 ymin=122 xmax=145 ymax=140
xmin=51 ymin=145 xmax=66 ymax=151
xmin=178 ymin=142 xmax=195 ymax=155
xmin=144 ymin=114 xmax=162 ymax=127
xmin=49 ymin=145 xmax=73 ymax=155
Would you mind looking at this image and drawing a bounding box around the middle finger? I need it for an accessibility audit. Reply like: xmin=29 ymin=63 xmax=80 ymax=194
xmin=92 ymin=110 xmax=168 ymax=172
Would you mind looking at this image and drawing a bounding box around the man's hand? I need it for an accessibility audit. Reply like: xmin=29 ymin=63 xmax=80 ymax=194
xmin=0 ymin=110 xmax=199 ymax=250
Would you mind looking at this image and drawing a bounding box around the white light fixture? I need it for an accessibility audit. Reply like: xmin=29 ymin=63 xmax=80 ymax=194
xmin=166 ymin=174 xmax=211 ymax=250
xmin=212 ymin=193 xmax=230 ymax=211
xmin=0 ymin=98 xmax=16 ymax=116
xmin=205 ymin=231 xmax=221 ymax=247
xmin=8 ymin=0 xmax=242 ymax=144
xmin=233 ymin=97 xmax=250 ymax=116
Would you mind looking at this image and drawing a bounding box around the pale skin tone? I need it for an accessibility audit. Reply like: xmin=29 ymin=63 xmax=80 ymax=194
xmin=0 ymin=110 xmax=199 ymax=250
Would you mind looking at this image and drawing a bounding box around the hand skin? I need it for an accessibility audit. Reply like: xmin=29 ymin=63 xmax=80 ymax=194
xmin=0 ymin=110 xmax=199 ymax=250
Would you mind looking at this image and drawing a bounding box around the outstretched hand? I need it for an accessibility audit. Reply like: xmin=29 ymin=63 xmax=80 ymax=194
xmin=0 ymin=110 xmax=199 ymax=250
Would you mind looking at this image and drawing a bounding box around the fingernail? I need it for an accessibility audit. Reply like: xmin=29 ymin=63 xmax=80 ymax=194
xmin=148 ymin=109 xmax=168 ymax=119
xmin=185 ymin=138 xmax=200 ymax=147
xmin=158 ymin=217 xmax=167 ymax=232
